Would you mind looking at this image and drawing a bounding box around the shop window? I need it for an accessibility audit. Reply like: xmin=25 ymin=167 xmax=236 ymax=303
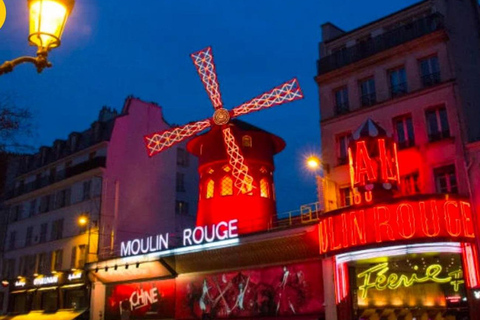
xmin=419 ymin=55 xmax=441 ymax=87
xmin=260 ymin=178 xmax=269 ymax=198
xmin=13 ymin=293 xmax=28 ymax=314
xmin=393 ymin=114 xmax=415 ymax=149
xmin=434 ymin=164 xmax=457 ymax=194
xmin=336 ymin=132 xmax=352 ymax=165
xmin=206 ymin=180 xmax=214 ymax=199
xmin=242 ymin=135 xmax=252 ymax=147
xmin=400 ymin=172 xmax=420 ymax=195
xmin=221 ymin=176 xmax=233 ymax=196
xmin=359 ymin=77 xmax=376 ymax=107
xmin=334 ymin=86 xmax=349 ymax=115
xmin=389 ymin=67 xmax=408 ymax=98
xmin=176 ymin=148 xmax=189 ymax=167
xmin=37 ymin=252 xmax=48 ymax=274
xmin=339 ymin=187 xmax=352 ymax=207
xmin=41 ymin=290 xmax=58 ymax=312
xmin=65 ymin=288 xmax=87 ymax=309
xmin=175 ymin=200 xmax=189 ymax=215
xmin=426 ymin=106 xmax=450 ymax=142
xmin=176 ymin=172 xmax=186 ymax=192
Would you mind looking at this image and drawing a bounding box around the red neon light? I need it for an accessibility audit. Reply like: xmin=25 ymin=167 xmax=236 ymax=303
xmin=354 ymin=141 xmax=377 ymax=186
xmin=334 ymin=258 xmax=349 ymax=304
xmin=377 ymin=138 xmax=397 ymax=182
xmin=318 ymin=197 xmax=475 ymax=254
xmin=462 ymin=242 xmax=479 ymax=288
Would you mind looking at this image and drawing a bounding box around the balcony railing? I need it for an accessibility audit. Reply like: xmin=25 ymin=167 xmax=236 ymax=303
xmin=6 ymin=157 xmax=106 ymax=199
xmin=335 ymin=102 xmax=350 ymax=115
xmin=317 ymin=13 xmax=445 ymax=75
xmin=361 ymin=92 xmax=377 ymax=107
xmin=421 ymin=72 xmax=441 ymax=87
xmin=390 ymin=82 xmax=408 ymax=98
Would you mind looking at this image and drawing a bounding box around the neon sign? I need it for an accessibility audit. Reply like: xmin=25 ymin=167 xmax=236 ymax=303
xmin=357 ymin=262 xmax=463 ymax=298
xmin=121 ymin=219 xmax=238 ymax=257
xmin=68 ymin=271 xmax=82 ymax=281
xmin=318 ymin=197 xmax=475 ymax=254
xmin=14 ymin=280 xmax=26 ymax=287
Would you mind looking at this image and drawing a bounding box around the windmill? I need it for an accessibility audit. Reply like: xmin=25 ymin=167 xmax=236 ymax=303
xmin=144 ymin=47 xmax=303 ymax=194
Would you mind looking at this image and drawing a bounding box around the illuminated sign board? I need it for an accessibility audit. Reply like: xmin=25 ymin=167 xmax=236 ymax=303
xmin=120 ymin=219 xmax=238 ymax=257
xmin=33 ymin=275 xmax=59 ymax=286
xmin=319 ymin=197 xmax=475 ymax=254
xmin=14 ymin=280 xmax=26 ymax=287
xmin=357 ymin=262 xmax=463 ymax=299
xmin=67 ymin=271 xmax=83 ymax=281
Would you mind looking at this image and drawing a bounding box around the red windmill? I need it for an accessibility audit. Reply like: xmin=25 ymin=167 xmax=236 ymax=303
xmin=144 ymin=47 xmax=303 ymax=195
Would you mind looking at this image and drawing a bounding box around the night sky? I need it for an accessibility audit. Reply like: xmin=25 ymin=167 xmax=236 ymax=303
xmin=0 ymin=0 xmax=419 ymax=213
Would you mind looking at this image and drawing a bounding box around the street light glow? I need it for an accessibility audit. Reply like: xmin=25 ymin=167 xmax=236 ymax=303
xmin=78 ymin=215 xmax=88 ymax=226
xmin=306 ymin=155 xmax=321 ymax=170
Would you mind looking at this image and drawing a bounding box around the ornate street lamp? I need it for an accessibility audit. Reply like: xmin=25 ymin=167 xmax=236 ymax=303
xmin=0 ymin=0 xmax=75 ymax=75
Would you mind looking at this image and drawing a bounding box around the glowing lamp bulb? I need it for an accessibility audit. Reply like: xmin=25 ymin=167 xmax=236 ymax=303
xmin=28 ymin=0 xmax=75 ymax=50
xmin=78 ymin=216 xmax=88 ymax=226
xmin=306 ymin=156 xmax=321 ymax=170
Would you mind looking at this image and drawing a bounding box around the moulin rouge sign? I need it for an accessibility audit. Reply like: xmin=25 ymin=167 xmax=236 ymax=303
xmin=121 ymin=219 xmax=238 ymax=257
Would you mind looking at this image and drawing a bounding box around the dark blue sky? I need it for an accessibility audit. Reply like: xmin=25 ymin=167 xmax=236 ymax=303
xmin=1 ymin=0 xmax=419 ymax=213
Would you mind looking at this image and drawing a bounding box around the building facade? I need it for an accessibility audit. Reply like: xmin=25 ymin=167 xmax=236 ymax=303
xmin=316 ymin=0 xmax=480 ymax=319
xmin=0 ymin=97 xmax=198 ymax=318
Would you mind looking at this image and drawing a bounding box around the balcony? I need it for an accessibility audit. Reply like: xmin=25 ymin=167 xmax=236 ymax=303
xmin=7 ymin=157 xmax=106 ymax=199
xmin=317 ymin=13 xmax=445 ymax=75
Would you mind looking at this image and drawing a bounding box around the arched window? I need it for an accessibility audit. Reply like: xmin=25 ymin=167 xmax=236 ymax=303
xmin=242 ymin=135 xmax=252 ymax=147
xmin=221 ymin=176 xmax=233 ymax=196
xmin=206 ymin=179 xmax=214 ymax=199
xmin=260 ymin=178 xmax=269 ymax=198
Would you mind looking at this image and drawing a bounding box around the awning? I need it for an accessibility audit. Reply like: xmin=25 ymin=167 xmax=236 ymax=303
xmin=0 ymin=309 xmax=87 ymax=320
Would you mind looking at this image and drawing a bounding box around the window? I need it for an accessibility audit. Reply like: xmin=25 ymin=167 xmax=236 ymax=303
xmin=8 ymin=231 xmax=16 ymax=250
xmin=40 ymin=195 xmax=53 ymax=213
xmin=420 ymin=56 xmax=440 ymax=87
xmin=26 ymin=255 xmax=36 ymax=275
xmin=359 ymin=78 xmax=376 ymax=107
xmin=426 ymin=106 xmax=450 ymax=142
xmin=49 ymin=167 xmax=56 ymax=183
xmin=35 ymin=173 xmax=42 ymax=188
xmin=39 ymin=223 xmax=48 ymax=243
xmin=176 ymin=173 xmax=185 ymax=192
xmin=337 ymin=133 xmax=352 ymax=165
xmin=206 ymin=180 xmax=214 ymax=199
xmin=176 ymin=148 xmax=189 ymax=167
xmin=393 ymin=115 xmax=415 ymax=149
xmin=56 ymin=189 xmax=67 ymax=209
xmin=10 ymin=205 xmax=21 ymax=222
xmin=37 ymin=253 xmax=48 ymax=274
xmin=25 ymin=227 xmax=33 ymax=247
xmin=220 ymin=176 xmax=233 ymax=196
xmin=334 ymin=87 xmax=349 ymax=115
xmin=51 ymin=219 xmax=64 ymax=241
xmin=70 ymin=247 xmax=77 ymax=269
xmin=260 ymin=179 xmax=270 ymax=198
xmin=29 ymin=199 xmax=37 ymax=217
xmin=52 ymin=249 xmax=63 ymax=271
xmin=400 ymin=172 xmax=420 ymax=195
xmin=82 ymin=181 xmax=91 ymax=201
xmin=389 ymin=67 xmax=407 ymax=97
xmin=78 ymin=245 xmax=86 ymax=268
xmin=242 ymin=136 xmax=252 ymax=147
xmin=339 ymin=187 xmax=352 ymax=207
xmin=434 ymin=165 xmax=457 ymax=194
xmin=18 ymin=256 xmax=26 ymax=275
xmin=175 ymin=201 xmax=189 ymax=215
xmin=89 ymin=151 xmax=96 ymax=160
xmin=5 ymin=259 xmax=15 ymax=279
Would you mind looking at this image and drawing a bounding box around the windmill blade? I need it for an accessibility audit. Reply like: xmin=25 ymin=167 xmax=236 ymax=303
xmin=231 ymin=78 xmax=303 ymax=118
xmin=222 ymin=127 xmax=254 ymax=194
xmin=144 ymin=119 xmax=212 ymax=157
xmin=191 ymin=47 xmax=223 ymax=110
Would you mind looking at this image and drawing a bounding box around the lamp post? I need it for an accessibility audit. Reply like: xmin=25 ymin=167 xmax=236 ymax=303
xmin=0 ymin=0 xmax=75 ymax=75
xmin=77 ymin=214 xmax=91 ymax=266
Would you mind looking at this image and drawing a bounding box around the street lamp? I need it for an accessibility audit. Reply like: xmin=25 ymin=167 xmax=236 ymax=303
xmin=0 ymin=0 xmax=75 ymax=75
xmin=305 ymin=154 xmax=326 ymax=212
xmin=77 ymin=214 xmax=91 ymax=266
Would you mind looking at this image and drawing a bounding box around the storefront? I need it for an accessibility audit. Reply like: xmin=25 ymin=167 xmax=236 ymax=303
xmin=88 ymin=222 xmax=325 ymax=320
xmin=1 ymin=270 xmax=89 ymax=320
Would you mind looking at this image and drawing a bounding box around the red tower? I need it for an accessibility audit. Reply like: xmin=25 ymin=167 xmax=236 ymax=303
xmin=187 ymin=119 xmax=285 ymax=234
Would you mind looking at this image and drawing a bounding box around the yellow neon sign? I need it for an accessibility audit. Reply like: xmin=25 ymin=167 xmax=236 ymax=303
xmin=357 ymin=262 xmax=463 ymax=299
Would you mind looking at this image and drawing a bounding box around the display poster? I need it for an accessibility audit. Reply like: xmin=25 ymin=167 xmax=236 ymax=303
xmin=175 ymin=260 xmax=323 ymax=319
xmin=105 ymin=279 xmax=175 ymax=320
